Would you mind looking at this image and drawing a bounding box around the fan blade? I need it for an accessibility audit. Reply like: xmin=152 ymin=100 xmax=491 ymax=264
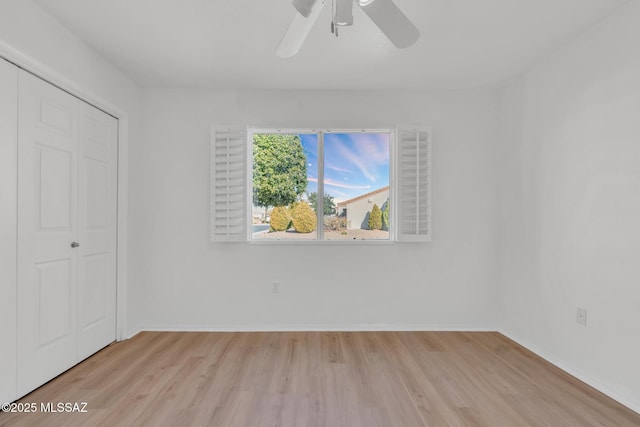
xmin=277 ymin=0 xmax=327 ymax=58
xmin=357 ymin=0 xmax=419 ymax=49
xmin=293 ymin=0 xmax=318 ymax=18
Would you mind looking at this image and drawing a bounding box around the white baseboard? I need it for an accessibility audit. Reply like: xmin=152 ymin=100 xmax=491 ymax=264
xmin=138 ymin=323 xmax=496 ymax=333
xmin=124 ymin=327 xmax=142 ymax=340
xmin=498 ymin=329 xmax=640 ymax=416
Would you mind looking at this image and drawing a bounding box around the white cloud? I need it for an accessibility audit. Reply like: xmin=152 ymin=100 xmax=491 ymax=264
xmin=308 ymin=177 xmax=371 ymax=190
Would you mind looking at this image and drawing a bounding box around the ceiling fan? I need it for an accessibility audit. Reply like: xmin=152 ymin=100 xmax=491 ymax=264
xmin=277 ymin=0 xmax=420 ymax=58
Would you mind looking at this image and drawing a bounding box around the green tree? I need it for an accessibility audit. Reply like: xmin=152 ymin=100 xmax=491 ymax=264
xmin=253 ymin=134 xmax=308 ymax=210
xmin=308 ymin=192 xmax=336 ymax=216
xmin=381 ymin=199 xmax=390 ymax=231
xmin=368 ymin=204 xmax=382 ymax=230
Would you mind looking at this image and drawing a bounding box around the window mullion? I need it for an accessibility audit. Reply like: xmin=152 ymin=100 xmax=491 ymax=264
xmin=317 ymin=131 xmax=324 ymax=240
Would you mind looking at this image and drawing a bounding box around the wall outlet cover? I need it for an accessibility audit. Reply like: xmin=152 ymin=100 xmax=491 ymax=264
xmin=576 ymin=307 xmax=587 ymax=326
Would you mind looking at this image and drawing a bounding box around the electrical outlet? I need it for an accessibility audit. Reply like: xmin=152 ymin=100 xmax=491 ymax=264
xmin=576 ymin=307 xmax=587 ymax=326
xmin=272 ymin=282 xmax=280 ymax=294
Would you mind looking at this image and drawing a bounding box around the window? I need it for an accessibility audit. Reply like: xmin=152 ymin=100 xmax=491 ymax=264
xmin=211 ymin=126 xmax=431 ymax=243
xmin=251 ymin=130 xmax=390 ymax=241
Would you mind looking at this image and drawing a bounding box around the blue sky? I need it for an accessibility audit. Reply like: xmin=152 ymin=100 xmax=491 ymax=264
xmin=300 ymin=132 xmax=390 ymax=202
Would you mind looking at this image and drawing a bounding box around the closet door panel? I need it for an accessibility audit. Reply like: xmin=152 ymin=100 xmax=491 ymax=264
xmin=17 ymin=71 xmax=79 ymax=397
xmin=77 ymin=101 xmax=118 ymax=360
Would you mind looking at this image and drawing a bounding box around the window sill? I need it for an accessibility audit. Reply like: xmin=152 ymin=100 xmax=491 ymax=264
xmin=248 ymin=239 xmax=397 ymax=246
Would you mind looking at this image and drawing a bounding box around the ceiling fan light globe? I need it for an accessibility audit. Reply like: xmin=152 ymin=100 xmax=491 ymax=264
xmin=358 ymin=0 xmax=375 ymax=6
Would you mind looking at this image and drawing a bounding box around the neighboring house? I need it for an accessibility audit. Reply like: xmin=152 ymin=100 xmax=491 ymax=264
xmin=336 ymin=186 xmax=389 ymax=229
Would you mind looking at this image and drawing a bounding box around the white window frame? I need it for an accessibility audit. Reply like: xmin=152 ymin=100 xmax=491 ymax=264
xmin=210 ymin=125 xmax=431 ymax=244
xmin=249 ymin=128 xmax=395 ymax=244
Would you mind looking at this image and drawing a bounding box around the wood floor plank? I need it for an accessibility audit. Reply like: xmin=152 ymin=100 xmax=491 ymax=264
xmin=1 ymin=332 xmax=638 ymax=427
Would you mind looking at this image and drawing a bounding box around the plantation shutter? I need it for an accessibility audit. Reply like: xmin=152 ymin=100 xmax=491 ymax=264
xmin=210 ymin=127 xmax=248 ymax=242
xmin=396 ymin=127 xmax=432 ymax=242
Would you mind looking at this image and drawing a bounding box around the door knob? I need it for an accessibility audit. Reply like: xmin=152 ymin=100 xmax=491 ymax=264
xmin=71 ymin=242 xmax=80 ymax=248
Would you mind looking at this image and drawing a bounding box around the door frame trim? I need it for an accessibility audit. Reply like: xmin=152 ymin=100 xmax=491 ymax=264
xmin=0 ymin=42 xmax=129 ymax=342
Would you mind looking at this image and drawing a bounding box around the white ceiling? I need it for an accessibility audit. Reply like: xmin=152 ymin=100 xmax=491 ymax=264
xmin=34 ymin=0 xmax=627 ymax=90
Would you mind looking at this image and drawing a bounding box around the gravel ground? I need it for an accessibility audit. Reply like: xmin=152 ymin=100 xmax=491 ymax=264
xmin=253 ymin=228 xmax=389 ymax=240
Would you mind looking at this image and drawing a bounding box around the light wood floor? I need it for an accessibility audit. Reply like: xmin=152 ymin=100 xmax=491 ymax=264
xmin=1 ymin=332 xmax=638 ymax=426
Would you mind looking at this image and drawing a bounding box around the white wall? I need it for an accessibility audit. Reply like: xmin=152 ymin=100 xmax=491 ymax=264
xmin=133 ymin=89 xmax=500 ymax=330
xmin=497 ymin=1 xmax=640 ymax=412
xmin=0 ymin=0 xmax=143 ymax=337
xmin=0 ymin=57 xmax=18 ymax=405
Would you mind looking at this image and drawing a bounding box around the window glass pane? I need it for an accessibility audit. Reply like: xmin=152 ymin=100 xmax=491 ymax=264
xmin=323 ymin=132 xmax=390 ymax=240
xmin=252 ymin=133 xmax=318 ymax=240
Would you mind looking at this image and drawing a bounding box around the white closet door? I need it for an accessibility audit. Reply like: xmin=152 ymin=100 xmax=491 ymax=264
xmin=16 ymin=71 xmax=118 ymax=397
xmin=17 ymin=71 xmax=80 ymax=396
xmin=77 ymin=101 xmax=117 ymax=360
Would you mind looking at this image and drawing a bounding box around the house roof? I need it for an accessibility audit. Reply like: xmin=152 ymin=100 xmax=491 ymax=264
xmin=337 ymin=186 xmax=390 ymax=208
